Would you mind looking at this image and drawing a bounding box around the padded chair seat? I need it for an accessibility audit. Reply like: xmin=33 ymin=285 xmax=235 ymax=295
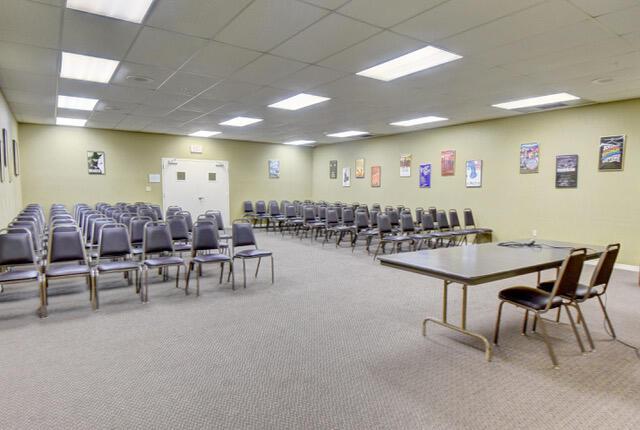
xmin=382 ymin=235 xmax=413 ymax=242
xmin=143 ymin=256 xmax=184 ymax=267
xmin=97 ymin=261 xmax=140 ymax=273
xmin=499 ymin=286 xmax=562 ymax=311
xmin=219 ymin=234 xmax=232 ymax=240
xmin=173 ymin=243 xmax=192 ymax=252
xmin=193 ymin=253 xmax=231 ymax=264
xmin=538 ymin=281 xmax=597 ymax=299
xmin=0 ymin=269 xmax=39 ymax=283
xmin=46 ymin=264 xmax=91 ymax=277
xmin=234 ymin=249 xmax=272 ymax=258
xmin=131 ymin=247 xmax=143 ymax=255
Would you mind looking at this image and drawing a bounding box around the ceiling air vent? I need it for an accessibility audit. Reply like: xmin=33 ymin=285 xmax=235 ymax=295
xmin=513 ymin=98 xmax=592 ymax=114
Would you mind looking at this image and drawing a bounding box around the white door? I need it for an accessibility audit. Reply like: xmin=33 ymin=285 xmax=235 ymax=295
xmin=161 ymin=158 xmax=230 ymax=226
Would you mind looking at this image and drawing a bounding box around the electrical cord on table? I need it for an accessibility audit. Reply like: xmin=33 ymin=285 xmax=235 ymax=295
xmin=601 ymin=293 xmax=640 ymax=360
xmin=497 ymin=240 xmax=596 ymax=252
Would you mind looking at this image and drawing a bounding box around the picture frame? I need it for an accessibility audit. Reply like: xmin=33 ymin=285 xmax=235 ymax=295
xmin=329 ymin=160 xmax=337 ymax=179
xmin=419 ymin=163 xmax=431 ymax=188
xmin=555 ymin=154 xmax=578 ymax=188
xmin=400 ymin=154 xmax=411 ymax=177
xmin=87 ymin=151 xmax=106 ymax=175
xmin=465 ymin=160 xmax=482 ymax=187
xmin=598 ymin=135 xmax=625 ymax=171
xmin=520 ymin=142 xmax=539 ymax=174
xmin=441 ymin=150 xmax=456 ymax=176
xmin=355 ymin=158 xmax=365 ymax=178
xmin=12 ymin=139 xmax=19 ymax=177
xmin=268 ymin=159 xmax=280 ymax=178
xmin=342 ymin=167 xmax=351 ymax=187
xmin=371 ymin=166 xmax=381 ymax=187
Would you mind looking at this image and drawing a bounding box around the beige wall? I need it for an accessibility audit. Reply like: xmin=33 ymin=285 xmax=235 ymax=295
xmin=19 ymin=124 xmax=312 ymax=220
xmin=312 ymin=99 xmax=640 ymax=265
xmin=0 ymin=89 xmax=22 ymax=227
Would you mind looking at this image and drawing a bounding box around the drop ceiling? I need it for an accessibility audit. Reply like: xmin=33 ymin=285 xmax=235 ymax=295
xmin=1 ymin=0 xmax=640 ymax=145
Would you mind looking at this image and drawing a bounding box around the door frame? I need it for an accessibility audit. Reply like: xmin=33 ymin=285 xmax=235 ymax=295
xmin=161 ymin=157 xmax=230 ymax=221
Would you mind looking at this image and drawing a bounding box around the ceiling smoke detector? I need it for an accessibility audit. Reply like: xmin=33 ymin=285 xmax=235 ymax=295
xmin=126 ymin=74 xmax=154 ymax=83
xmin=592 ymin=77 xmax=614 ymax=85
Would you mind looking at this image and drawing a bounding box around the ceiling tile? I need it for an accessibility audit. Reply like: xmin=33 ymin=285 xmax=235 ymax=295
xmin=157 ymin=72 xmax=222 ymax=97
xmin=568 ymin=0 xmax=639 ymax=17
xmin=147 ymin=0 xmax=252 ymax=38
xmin=94 ymin=100 xmax=142 ymax=114
xmin=300 ymin=0 xmax=349 ymax=9
xmin=115 ymin=115 xmax=156 ymax=130
xmin=392 ymin=0 xmax=544 ymax=42
xmin=180 ymin=97 xmax=226 ymax=113
xmin=0 ymin=41 xmax=59 ymax=75
xmin=215 ymin=0 xmax=328 ymax=51
xmin=596 ymin=5 xmax=640 ymax=35
xmin=56 ymin=108 xmax=92 ymax=119
xmin=10 ymin=102 xmax=55 ymax=118
xmin=181 ymin=41 xmax=262 ymax=78
xmin=163 ymin=109 xmax=203 ymax=122
xmin=111 ymin=62 xmax=172 ymax=89
xmin=0 ymin=0 xmax=62 ymax=49
xmin=58 ymin=78 xmax=155 ymax=103
xmin=88 ymin=111 xmax=127 ymax=124
xmin=133 ymin=105 xmax=175 ymax=117
xmin=271 ymin=14 xmax=380 ymax=63
xmin=2 ymin=89 xmax=55 ymax=106
xmin=62 ymin=9 xmax=140 ymax=59
xmin=126 ymin=27 xmax=208 ymax=69
xmin=200 ymin=80 xmax=263 ymax=102
xmin=0 ymin=68 xmax=57 ymax=94
xmin=337 ymin=0 xmax=446 ymax=28
xmin=319 ymin=30 xmax=424 ymax=73
xmin=233 ymin=54 xmax=308 ymax=86
xmin=238 ymin=86 xmax=297 ymax=106
xmin=143 ymin=91 xmax=191 ymax=108
xmin=270 ymin=65 xmax=347 ymax=91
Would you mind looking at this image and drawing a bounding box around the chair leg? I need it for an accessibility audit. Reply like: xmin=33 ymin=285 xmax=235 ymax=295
xmin=521 ymin=310 xmax=528 ymax=335
xmin=38 ymin=278 xmax=48 ymax=318
xmin=219 ymin=262 xmax=224 ymax=284
xmin=186 ymin=262 xmax=193 ymax=289
xmin=373 ymin=241 xmax=382 ymax=260
xmin=143 ymin=268 xmax=149 ymax=303
xmin=230 ymin=260 xmax=235 ymax=290
xmin=271 ymin=255 xmax=274 ymax=284
xmin=175 ymin=265 xmax=180 ymax=289
xmin=196 ymin=263 xmax=201 ymax=297
xmin=91 ymin=273 xmax=99 ymax=311
xmin=596 ymin=295 xmax=616 ymax=338
xmin=564 ymin=305 xmax=586 ymax=353
xmin=242 ymin=258 xmax=246 ymax=288
xmin=183 ymin=265 xmax=188 ymax=295
xmin=555 ymin=307 xmax=561 ymax=322
xmin=536 ymin=315 xmax=559 ymax=367
xmin=493 ymin=301 xmax=505 ymax=344
xmin=573 ymin=302 xmax=595 ymax=351
xmin=255 ymin=257 xmax=261 ymax=278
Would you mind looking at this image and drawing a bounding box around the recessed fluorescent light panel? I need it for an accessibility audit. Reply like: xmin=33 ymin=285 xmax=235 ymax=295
xmin=492 ymin=93 xmax=580 ymax=110
xmin=189 ymin=131 xmax=221 ymax=137
xmin=357 ymin=46 xmax=462 ymax=82
xmin=60 ymin=52 xmax=120 ymax=83
xmin=66 ymin=0 xmax=155 ymax=23
xmin=390 ymin=116 xmax=448 ymax=127
xmin=57 ymin=95 xmax=99 ymax=111
xmin=283 ymin=140 xmax=316 ymax=146
xmin=268 ymin=93 xmax=330 ymax=111
xmin=219 ymin=117 xmax=263 ymax=127
xmin=326 ymin=130 xmax=368 ymax=138
xmin=56 ymin=117 xmax=87 ymax=127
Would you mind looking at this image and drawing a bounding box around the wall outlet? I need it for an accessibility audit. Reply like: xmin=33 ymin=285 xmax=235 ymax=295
xmin=532 ymin=229 xmax=537 ymax=237
xmin=145 ymin=186 xmax=151 ymax=192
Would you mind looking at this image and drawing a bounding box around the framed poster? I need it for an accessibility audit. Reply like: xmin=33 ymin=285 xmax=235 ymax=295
xmin=1 ymin=128 xmax=7 ymax=169
xmin=520 ymin=142 xmax=539 ymax=173
xmin=371 ymin=166 xmax=381 ymax=187
xmin=0 ymin=128 xmax=7 ymax=182
xmin=598 ymin=135 xmax=625 ymax=171
xmin=419 ymin=163 xmax=431 ymax=188
xmin=342 ymin=167 xmax=351 ymax=187
xmin=465 ymin=160 xmax=482 ymax=187
xmin=329 ymin=160 xmax=337 ymax=179
xmin=268 ymin=159 xmax=280 ymax=178
xmin=555 ymin=154 xmax=578 ymax=188
xmin=87 ymin=151 xmax=106 ymax=175
xmin=12 ymin=139 xmax=20 ymax=176
xmin=441 ymin=150 xmax=456 ymax=176
xmin=400 ymin=154 xmax=411 ymax=177
xmin=355 ymin=158 xmax=365 ymax=178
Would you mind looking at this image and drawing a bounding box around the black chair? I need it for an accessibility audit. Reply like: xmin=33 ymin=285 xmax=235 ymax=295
xmin=93 ymin=223 xmax=142 ymax=309
xmin=463 ymin=208 xmax=493 ymax=242
xmin=412 ymin=213 xmax=437 ymax=250
xmin=43 ymin=226 xmax=93 ymax=317
xmin=537 ymin=243 xmax=621 ymax=346
xmin=300 ymin=207 xmax=324 ymax=241
xmin=186 ymin=221 xmax=234 ymax=295
xmin=494 ymin=248 xmax=588 ymax=367
xmin=351 ymin=211 xmax=377 ymax=253
xmin=415 ymin=207 xmax=424 ymax=227
xmin=165 ymin=206 xmax=181 ymax=219
xmin=167 ymin=215 xmax=192 ymax=253
xmin=373 ymin=214 xmax=413 ymax=259
xmin=281 ymin=204 xmax=303 ymax=236
xmin=253 ymin=201 xmax=269 ymax=227
xmin=205 ymin=210 xmax=231 ymax=241
xmin=129 ymin=216 xmax=152 ymax=258
xmin=243 ymin=201 xmax=254 ymax=216
xmin=141 ymin=221 xmax=188 ymax=303
xmin=231 ymin=220 xmax=273 ymax=289
xmin=0 ymin=228 xmax=45 ymax=315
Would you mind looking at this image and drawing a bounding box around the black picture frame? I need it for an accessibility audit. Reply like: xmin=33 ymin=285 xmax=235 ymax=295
xmin=12 ymin=139 xmax=20 ymax=176
xmin=555 ymin=154 xmax=578 ymax=188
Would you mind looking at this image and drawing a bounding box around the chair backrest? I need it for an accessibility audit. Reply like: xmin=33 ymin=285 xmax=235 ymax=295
xmin=388 ymin=210 xmax=400 ymax=226
xmin=178 ymin=211 xmax=193 ymax=232
xmin=9 ymin=221 xmax=39 ymax=248
xmin=151 ymin=205 xmax=163 ymax=221
xmin=370 ymin=209 xmax=379 ymax=227
xmin=325 ymin=209 xmax=339 ymax=226
xmin=400 ymin=213 xmax=415 ymax=232
xmin=589 ymin=243 xmax=620 ymax=293
xmin=285 ymin=205 xmax=297 ymax=218
xmin=191 ymin=221 xmax=220 ymax=253
xmin=92 ymin=218 xmax=114 ymax=245
xmin=232 ymin=220 xmax=257 ymax=248
xmin=0 ymin=228 xmax=37 ymax=267
xmin=463 ymin=208 xmax=476 ymax=228
xmin=436 ymin=211 xmax=450 ymax=230
xmin=355 ymin=211 xmax=370 ymax=230
xmin=206 ymin=210 xmax=226 ymax=232
xmin=415 ymin=207 xmax=424 ymax=224
xmin=548 ymin=248 xmax=587 ymax=304
xmin=342 ymin=208 xmax=354 ymax=224
xmin=166 ymin=206 xmax=181 ymax=218
xmin=255 ymin=200 xmax=266 ymax=214
xmin=377 ymin=214 xmax=392 ymax=234
xmin=167 ymin=215 xmax=190 ymax=242
xmin=138 ymin=207 xmax=157 ymax=221
xmin=268 ymin=200 xmax=280 ymax=216
xmin=449 ymin=209 xmax=461 ymax=229
xmin=428 ymin=207 xmax=437 ymax=221
xmin=318 ymin=206 xmax=327 ymax=221
xmin=421 ymin=213 xmax=436 ymax=231
xmin=143 ymin=222 xmax=174 ymax=255
xmin=98 ymin=223 xmax=131 ymax=259
xmin=48 ymin=226 xmax=87 ymax=264
xmin=129 ymin=216 xmax=152 ymax=245
xmin=243 ymin=201 xmax=254 ymax=213
xmin=303 ymin=207 xmax=316 ymax=222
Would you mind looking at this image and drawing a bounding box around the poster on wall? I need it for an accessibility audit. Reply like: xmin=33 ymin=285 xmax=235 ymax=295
xmin=355 ymin=158 xmax=365 ymax=178
xmin=87 ymin=151 xmax=106 ymax=175
xmin=400 ymin=154 xmax=412 ymax=177
xmin=598 ymin=135 xmax=625 ymax=171
xmin=555 ymin=154 xmax=578 ymax=188
xmin=0 ymin=133 xmax=3 ymax=183
xmin=268 ymin=159 xmax=280 ymax=178
xmin=441 ymin=150 xmax=456 ymax=176
xmin=419 ymin=163 xmax=431 ymax=188
xmin=342 ymin=167 xmax=351 ymax=187
xmin=371 ymin=166 xmax=381 ymax=187
xmin=329 ymin=160 xmax=338 ymax=179
xmin=520 ymin=142 xmax=539 ymax=173
xmin=1 ymin=128 xmax=7 ymax=182
xmin=465 ymin=160 xmax=482 ymax=187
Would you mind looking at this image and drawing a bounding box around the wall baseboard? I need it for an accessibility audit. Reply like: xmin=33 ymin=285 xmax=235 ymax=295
xmin=585 ymin=260 xmax=638 ymax=272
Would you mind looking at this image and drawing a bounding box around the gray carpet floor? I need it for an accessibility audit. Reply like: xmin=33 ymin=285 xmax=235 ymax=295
xmin=1 ymin=231 xmax=639 ymax=429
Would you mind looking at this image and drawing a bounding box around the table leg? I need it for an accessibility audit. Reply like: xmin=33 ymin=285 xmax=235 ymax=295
xmin=423 ymin=280 xmax=493 ymax=362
